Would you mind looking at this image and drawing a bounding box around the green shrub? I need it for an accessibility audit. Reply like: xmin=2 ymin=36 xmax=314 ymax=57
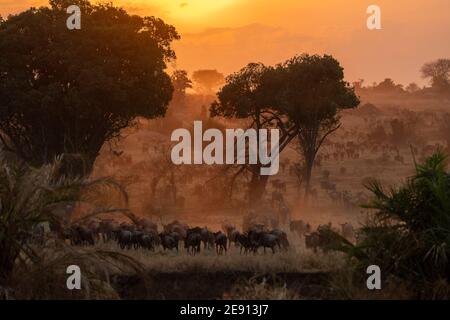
xmin=336 ymin=152 xmax=450 ymax=298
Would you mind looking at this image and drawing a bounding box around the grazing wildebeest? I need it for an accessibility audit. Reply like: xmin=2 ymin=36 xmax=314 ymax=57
xmin=99 ymin=219 xmax=119 ymax=242
xmin=70 ymin=225 xmax=95 ymax=246
xmin=185 ymin=232 xmax=201 ymax=255
xmin=164 ymin=221 xmax=188 ymax=240
xmin=87 ymin=220 xmax=101 ymax=242
xmin=236 ymin=233 xmax=252 ymax=254
xmin=169 ymin=231 xmax=181 ymax=249
xmin=270 ymin=229 xmax=289 ymax=250
xmin=159 ymin=233 xmax=178 ymax=252
xmin=248 ymin=230 xmax=279 ymax=254
xmin=116 ymin=229 xmax=133 ymax=250
xmin=131 ymin=230 xmax=144 ymax=249
xmin=206 ymin=231 xmax=215 ymax=249
xmin=214 ymin=232 xmax=228 ymax=255
xmin=199 ymin=227 xmax=212 ymax=249
xmin=139 ymin=234 xmax=156 ymax=251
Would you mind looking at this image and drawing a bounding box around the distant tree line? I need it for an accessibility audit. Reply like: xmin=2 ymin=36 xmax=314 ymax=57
xmin=354 ymin=58 xmax=450 ymax=97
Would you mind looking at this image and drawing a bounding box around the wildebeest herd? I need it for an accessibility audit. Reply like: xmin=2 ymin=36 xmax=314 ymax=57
xmin=53 ymin=217 xmax=356 ymax=256
xmin=61 ymin=218 xmax=292 ymax=255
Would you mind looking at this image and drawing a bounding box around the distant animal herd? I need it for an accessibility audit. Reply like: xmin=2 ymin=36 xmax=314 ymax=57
xmin=31 ymin=217 xmax=356 ymax=255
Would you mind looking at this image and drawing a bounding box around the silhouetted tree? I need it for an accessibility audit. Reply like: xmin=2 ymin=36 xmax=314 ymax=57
xmin=211 ymin=63 xmax=298 ymax=204
xmin=406 ymin=82 xmax=420 ymax=93
xmin=193 ymin=69 xmax=225 ymax=95
xmin=0 ymin=0 xmax=179 ymax=174
xmin=276 ymin=54 xmax=359 ymax=201
xmin=373 ymin=78 xmax=404 ymax=94
xmin=212 ymin=54 xmax=358 ymax=204
xmin=171 ymin=70 xmax=192 ymax=101
xmin=421 ymin=58 xmax=450 ymax=93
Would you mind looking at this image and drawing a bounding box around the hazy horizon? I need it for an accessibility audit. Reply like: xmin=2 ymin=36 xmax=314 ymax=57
xmin=2 ymin=0 xmax=449 ymax=86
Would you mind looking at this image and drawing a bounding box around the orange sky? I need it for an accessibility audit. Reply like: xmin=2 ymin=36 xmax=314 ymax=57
xmin=2 ymin=0 xmax=449 ymax=86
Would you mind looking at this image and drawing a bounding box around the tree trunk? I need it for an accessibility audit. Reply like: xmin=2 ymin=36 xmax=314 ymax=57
xmin=248 ymin=170 xmax=269 ymax=205
xmin=303 ymin=150 xmax=316 ymax=205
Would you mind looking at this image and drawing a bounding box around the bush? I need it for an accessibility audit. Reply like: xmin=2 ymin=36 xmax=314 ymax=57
xmin=336 ymin=152 xmax=450 ymax=298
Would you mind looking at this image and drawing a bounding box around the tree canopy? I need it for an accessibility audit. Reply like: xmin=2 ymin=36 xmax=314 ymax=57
xmin=192 ymin=69 xmax=225 ymax=95
xmin=421 ymin=58 xmax=450 ymax=93
xmin=211 ymin=54 xmax=359 ymax=203
xmin=0 ymin=0 xmax=179 ymax=173
xmin=276 ymin=55 xmax=359 ymax=198
xmin=171 ymin=70 xmax=192 ymax=101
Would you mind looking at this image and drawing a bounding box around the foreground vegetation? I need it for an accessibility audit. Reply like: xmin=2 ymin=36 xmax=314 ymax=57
xmin=330 ymin=151 xmax=450 ymax=299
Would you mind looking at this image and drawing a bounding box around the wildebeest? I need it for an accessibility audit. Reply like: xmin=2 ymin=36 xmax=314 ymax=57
xmin=236 ymin=233 xmax=252 ymax=254
xmin=86 ymin=219 xmax=101 ymax=241
xmin=115 ymin=229 xmax=133 ymax=250
xmin=214 ymin=232 xmax=228 ymax=255
xmin=70 ymin=225 xmax=95 ymax=246
xmin=99 ymin=219 xmax=119 ymax=242
xmin=198 ymin=227 xmax=213 ymax=249
xmin=139 ymin=233 xmax=157 ymax=251
xmin=159 ymin=233 xmax=178 ymax=252
xmin=248 ymin=230 xmax=280 ymax=254
xmin=270 ymin=229 xmax=289 ymax=250
xmin=164 ymin=220 xmax=188 ymax=239
xmin=222 ymin=224 xmax=239 ymax=247
xmin=184 ymin=232 xmax=201 ymax=255
xmin=131 ymin=230 xmax=144 ymax=249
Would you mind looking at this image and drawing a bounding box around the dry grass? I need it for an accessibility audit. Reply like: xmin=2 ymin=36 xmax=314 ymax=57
xmin=89 ymin=237 xmax=346 ymax=274
xmin=11 ymin=240 xmax=445 ymax=300
xmin=223 ymin=277 xmax=301 ymax=300
xmin=4 ymin=231 xmax=346 ymax=300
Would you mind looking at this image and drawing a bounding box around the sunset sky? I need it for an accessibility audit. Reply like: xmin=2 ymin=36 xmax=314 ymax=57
xmin=1 ymin=0 xmax=449 ymax=86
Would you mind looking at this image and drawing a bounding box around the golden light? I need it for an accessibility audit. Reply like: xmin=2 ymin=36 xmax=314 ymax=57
xmin=165 ymin=0 xmax=237 ymax=20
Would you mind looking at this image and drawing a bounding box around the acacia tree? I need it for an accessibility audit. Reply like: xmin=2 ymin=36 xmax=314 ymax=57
xmin=210 ymin=63 xmax=298 ymax=204
xmin=277 ymin=55 xmax=359 ymax=201
xmin=192 ymin=69 xmax=225 ymax=95
xmin=421 ymin=58 xmax=450 ymax=93
xmin=0 ymin=0 xmax=179 ymax=174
